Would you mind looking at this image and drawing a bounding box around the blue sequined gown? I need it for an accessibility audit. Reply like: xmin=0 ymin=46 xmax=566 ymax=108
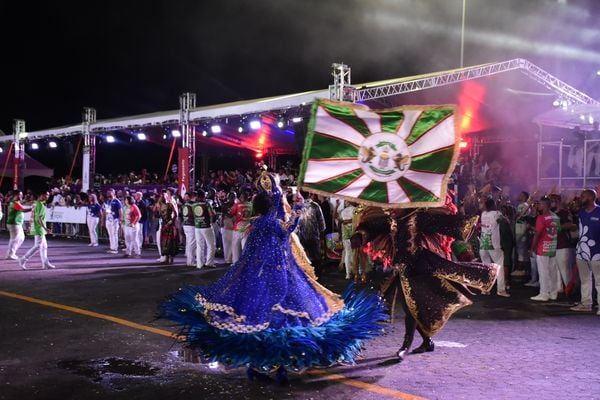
xmin=160 ymin=199 xmax=386 ymax=371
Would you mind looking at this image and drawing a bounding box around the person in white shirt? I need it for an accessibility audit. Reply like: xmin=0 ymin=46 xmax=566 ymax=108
xmin=479 ymin=198 xmax=509 ymax=297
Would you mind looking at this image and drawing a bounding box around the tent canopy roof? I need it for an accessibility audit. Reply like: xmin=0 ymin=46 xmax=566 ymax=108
xmin=1 ymin=59 xmax=596 ymax=152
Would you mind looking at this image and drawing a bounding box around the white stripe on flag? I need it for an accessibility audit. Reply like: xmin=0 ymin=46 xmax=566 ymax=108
xmin=303 ymin=159 xmax=360 ymax=183
xmin=315 ymin=106 xmax=366 ymax=146
xmin=407 ymin=115 xmax=455 ymax=157
xmin=397 ymin=110 xmax=422 ymax=140
xmin=402 ymin=170 xmax=445 ymax=198
xmin=386 ymin=180 xmax=410 ymax=204
xmin=353 ymin=108 xmax=381 ymax=134
xmin=336 ymin=174 xmax=372 ymax=198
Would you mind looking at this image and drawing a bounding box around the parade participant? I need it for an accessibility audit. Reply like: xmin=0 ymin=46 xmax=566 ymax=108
xmin=134 ymin=192 xmax=148 ymax=250
xmin=512 ymin=191 xmax=531 ymax=277
xmin=158 ymin=190 xmax=178 ymax=264
xmin=19 ymin=192 xmax=56 ymax=270
xmin=219 ymin=192 xmax=236 ymax=264
xmin=154 ymin=192 xmax=166 ymax=263
xmin=103 ymin=189 xmax=123 ymax=254
xmin=571 ymin=189 xmax=600 ymax=314
xmin=86 ymin=193 xmax=101 ymax=247
xmin=352 ymin=197 xmax=498 ymax=361
xmin=182 ymin=192 xmax=197 ymax=267
xmin=296 ymin=192 xmax=326 ymax=276
xmin=530 ymin=197 xmax=560 ymax=302
xmin=193 ymin=191 xmax=216 ymax=269
xmin=230 ymin=191 xmax=252 ymax=263
xmin=5 ymin=191 xmax=32 ymax=260
xmin=160 ymin=171 xmax=386 ymax=383
xmin=339 ymin=201 xmax=357 ymax=280
xmin=549 ymin=194 xmax=576 ymax=295
xmin=479 ymin=198 xmax=509 ymax=297
xmin=123 ymin=196 xmax=141 ymax=258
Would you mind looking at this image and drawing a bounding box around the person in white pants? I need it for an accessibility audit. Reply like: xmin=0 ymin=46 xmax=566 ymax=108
xmin=193 ymin=192 xmax=216 ymax=269
xmin=219 ymin=192 xmax=236 ymax=264
xmin=530 ymin=197 xmax=560 ymax=302
xmin=123 ymin=196 xmax=141 ymax=257
xmin=571 ymin=189 xmax=600 ymax=314
xmin=182 ymin=192 xmax=197 ymax=267
xmin=479 ymin=198 xmax=508 ymax=297
xmin=103 ymin=189 xmax=123 ymax=254
xmin=230 ymin=192 xmax=252 ymax=264
xmin=86 ymin=193 xmax=101 ymax=247
xmin=340 ymin=203 xmax=356 ymax=279
xmin=5 ymin=191 xmax=32 ymax=260
xmin=134 ymin=192 xmax=148 ymax=251
xmin=19 ymin=192 xmax=55 ymax=270
xmin=550 ymin=195 xmax=576 ymax=293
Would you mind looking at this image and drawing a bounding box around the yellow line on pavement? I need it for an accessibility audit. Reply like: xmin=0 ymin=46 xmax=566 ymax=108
xmin=0 ymin=290 xmax=185 ymax=341
xmin=0 ymin=289 xmax=426 ymax=400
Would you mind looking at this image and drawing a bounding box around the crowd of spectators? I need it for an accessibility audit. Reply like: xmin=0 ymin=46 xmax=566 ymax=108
xmin=1 ymin=154 xmax=598 ymax=316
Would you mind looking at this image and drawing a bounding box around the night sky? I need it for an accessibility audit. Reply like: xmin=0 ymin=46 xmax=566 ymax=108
xmin=1 ymin=0 xmax=600 ymax=176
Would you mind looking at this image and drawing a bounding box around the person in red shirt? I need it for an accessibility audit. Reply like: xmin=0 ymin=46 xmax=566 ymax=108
xmin=230 ymin=191 xmax=252 ymax=263
xmin=123 ymin=196 xmax=141 ymax=257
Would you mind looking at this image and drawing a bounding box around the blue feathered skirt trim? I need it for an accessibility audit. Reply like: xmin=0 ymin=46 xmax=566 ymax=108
xmin=159 ymin=285 xmax=387 ymax=371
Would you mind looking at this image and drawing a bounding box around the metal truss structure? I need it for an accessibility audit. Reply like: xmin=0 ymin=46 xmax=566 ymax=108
xmin=1 ymin=58 xmax=597 ymax=190
xmin=354 ymin=58 xmax=599 ymax=105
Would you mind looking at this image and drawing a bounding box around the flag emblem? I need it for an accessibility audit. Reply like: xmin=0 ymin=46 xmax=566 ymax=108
xmin=299 ymin=99 xmax=459 ymax=208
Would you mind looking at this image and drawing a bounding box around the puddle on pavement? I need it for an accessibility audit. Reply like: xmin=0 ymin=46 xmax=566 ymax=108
xmin=58 ymin=357 xmax=159 ymax=382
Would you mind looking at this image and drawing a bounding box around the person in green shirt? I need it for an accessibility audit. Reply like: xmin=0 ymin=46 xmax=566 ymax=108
xmin=18 ymin=191 xmax=55 ymax=270
xmin=6 ymin=191 xmax=33 ymax=260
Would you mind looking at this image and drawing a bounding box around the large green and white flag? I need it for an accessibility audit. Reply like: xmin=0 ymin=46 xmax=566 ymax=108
xmin=299 ymin=99 xmax=459 ymax=208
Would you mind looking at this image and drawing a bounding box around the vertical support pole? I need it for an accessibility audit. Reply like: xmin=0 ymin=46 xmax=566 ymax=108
xmin=180 ymin=92 xmax=197 ymax=194
xmin=558 ymin=140 xmax=563 ymax=192
xmin=82 ymin=107 xmax=97 ymax=192
xmin=329 ymin=63 xmax=355 ymax=102
xmin=584 ymin=139 xmax=588 ymax=189
xmin=12 ymin=119 xmax=26 ymax=191
xmin=460 ymin=0 xmax=467 ymax=68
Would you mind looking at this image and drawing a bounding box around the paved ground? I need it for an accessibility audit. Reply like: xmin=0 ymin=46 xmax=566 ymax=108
xmin=1 ymin=236 xmax=599 ymax=400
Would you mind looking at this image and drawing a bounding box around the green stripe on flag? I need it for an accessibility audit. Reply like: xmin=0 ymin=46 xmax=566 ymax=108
xmin=398 ymin=177 xmax=439 ymax=202
xmin=321 ymin=102 xmax=371 ymax=137
xmin=358 ymin=180 xmax=388 ymax=203
xmin=379 ymin=111 xmax=404 ymax=133
xmin=405 ymin=109 xmax=453 ymax=145
xmin=409 ymin=147 xmax=455 ymax=173
xmin=306 ymin=169 xmax=363 ymax=194
xmin=309 ymin=133 xmax=359 ymax=159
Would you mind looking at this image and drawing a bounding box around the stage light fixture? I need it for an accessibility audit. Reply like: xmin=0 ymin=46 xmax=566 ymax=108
xmin=238 ymin=126 xmax=244 ymax=133
xmin=277 ymin=120 xmax=285 ymax=128
xmin=0 ymin=147 xmax=3 ymax=153
xmin=31 ymin=143 xmax=39 ymax=150
xmin=48 ymin=141 xmax=57 ymax=148
xmin=255 ymin=151 xmax=263 ymax=159
xmin=211 ymin=125 xmax=222 ymax=134
xmin=202 ymin=130 xmax=208 ymax=137
xmin=597 ymin=70 xmax=600 ymax=76
xmin=292 ymin=117 xmax=303 ymax=123
xmin=106 ymin=135 xmax=115 ymax=143
xmin=589 ymin=115 xmax=595 ymax=124
xmin=580 ymin=114 xmax=586 ymax=121
xmin=459 ymin=140 xmax=468 ymax=149
xmin=137 ymin=132 xmax=147 ymax=140
xmin=171 ymin=129 xmax=181 ymax=138
xmin=249 ymin=119 xmax=261 ymax=130
xmin=552 ymin=99 xmax=560 ymax=107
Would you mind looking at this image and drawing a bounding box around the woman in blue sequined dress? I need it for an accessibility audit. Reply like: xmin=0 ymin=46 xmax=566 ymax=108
xmin=160 ymin=172 xmax=386 ymax=382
